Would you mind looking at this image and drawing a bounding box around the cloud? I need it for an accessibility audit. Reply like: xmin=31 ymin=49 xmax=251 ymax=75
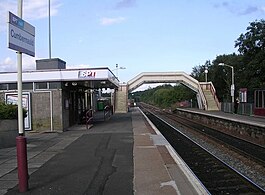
xmin=215 ymin=1 xmax=265 ymax=15
xmin=66 ymin=64 xmax=91 ymax=69
xmin=115 ymin=0 xmax=136 ymax=9
xmin=22 ymin=55 xmax=37 ymax=71
xmin=23 ymin=0 xmax=62 ymax=20
xmin=0 ymin=0 xmax=62 ymax=32
xmin=239 ymin=5 xmax=259 ymax=15
xmin=0 ymin=56 xmax=91 ymax=72
xmin=0 ymin=55 xmax=36 ymax=72
xmin=3 ymin=57 xmax=13 ymax=65
xmin=0 ymin=57 xmax=15 ymax=72
xmin=67 ymin=64 xmax=91 ymax=69
xmin=100 ymin=17 xmax=126 ymax=26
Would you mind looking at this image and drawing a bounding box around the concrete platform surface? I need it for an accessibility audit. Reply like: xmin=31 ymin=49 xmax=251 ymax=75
xmin=0 ymin=108 xmax=208 ymax=195
xmin=178 ymin=108 xmax=265 ymax=128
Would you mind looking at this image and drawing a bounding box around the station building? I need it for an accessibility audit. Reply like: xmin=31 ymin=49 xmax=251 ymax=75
xmin=0 ymin=58 xmax=123 ymax=132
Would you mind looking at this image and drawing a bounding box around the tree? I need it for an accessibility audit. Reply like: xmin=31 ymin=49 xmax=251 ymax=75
xmin=0 ymin=101 xmax=27 ymax=119
xmin=212 ymin=54 xmax=244 ymax=101
xmin=191 ymin=60 xmax=211 ymax=82
xmin=235 ymin=20 xmax=265 ymax=59
xmin=131 ymin=84 xmax=196 ymax=108
xmin=235 ymin=19 xmax=265 ymax=89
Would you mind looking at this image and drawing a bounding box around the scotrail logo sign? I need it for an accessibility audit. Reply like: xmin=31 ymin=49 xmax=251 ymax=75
xmin=7 ymin=12 xmax=35 ymax=57
xmin=10 ymin=13 xmax=24 ymax=29
xmin=78 ymin=70 xmax=96 ymax=78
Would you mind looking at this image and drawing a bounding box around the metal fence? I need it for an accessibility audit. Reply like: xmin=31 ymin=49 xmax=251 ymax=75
xmin=221 ymin=102 xmax=253 ymax=116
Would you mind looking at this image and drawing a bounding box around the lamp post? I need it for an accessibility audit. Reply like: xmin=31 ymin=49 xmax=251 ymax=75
xmin=204 ymin=66 xmax=208 ymax=82
xmin=112 ymin=64 xmax=126 ymax=79
xmin=218 ymin=63 xmax=235 ymax=104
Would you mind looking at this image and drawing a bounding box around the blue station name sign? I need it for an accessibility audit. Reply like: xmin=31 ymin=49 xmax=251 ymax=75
xmin=8 ymin=12 xmax=35 ymax=57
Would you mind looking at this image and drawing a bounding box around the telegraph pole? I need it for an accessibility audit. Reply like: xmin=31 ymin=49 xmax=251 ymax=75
xmin=48 ymin=0 xmax=51 ymax=59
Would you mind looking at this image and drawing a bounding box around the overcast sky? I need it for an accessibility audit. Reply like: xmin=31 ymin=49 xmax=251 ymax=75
xmin=0 ymin=0 xmax=265 ymax=83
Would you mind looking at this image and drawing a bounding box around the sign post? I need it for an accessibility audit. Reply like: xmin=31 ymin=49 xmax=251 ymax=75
xmin=8 ymin=11 xmax=35 ymax=57
xmin=7 ymin=0 xmax=35 ymax=192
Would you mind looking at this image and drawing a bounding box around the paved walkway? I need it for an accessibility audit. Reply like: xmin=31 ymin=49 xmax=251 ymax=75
xmin=1 ymin=108 xmax=207 ymax=195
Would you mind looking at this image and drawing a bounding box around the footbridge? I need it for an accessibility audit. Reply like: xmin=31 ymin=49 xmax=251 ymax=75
xmin=115 ymin=72 xmax=220 ymax=113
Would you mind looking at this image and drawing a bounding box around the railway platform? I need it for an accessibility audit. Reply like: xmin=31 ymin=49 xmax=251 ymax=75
xmin=177 ymin=108 xmax=265 ymax=128
xmin=0 ymin=108 xmax=208 ymax=195
xmin=175 ymin=108 xmax=265 ymax=146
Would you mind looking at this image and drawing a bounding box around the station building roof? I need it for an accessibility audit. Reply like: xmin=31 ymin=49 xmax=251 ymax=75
xmin=0 ymin=67 xmax=120 ymax=89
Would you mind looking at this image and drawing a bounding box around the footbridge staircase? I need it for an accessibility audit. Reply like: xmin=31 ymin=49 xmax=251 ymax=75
xmin=115 ymin=72 xmax=220 ymax=113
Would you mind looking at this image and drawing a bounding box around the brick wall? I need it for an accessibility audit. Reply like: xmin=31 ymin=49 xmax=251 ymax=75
xmin=31 ymin=90 xmax=65 ymax=132
xmin=175 ymin=109 xmax=265 ymax=146
xmin=115 ymin=85 xmax=128 ymax=113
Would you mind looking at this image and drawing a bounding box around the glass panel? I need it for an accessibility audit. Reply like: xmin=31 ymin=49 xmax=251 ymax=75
xmin=49 ymin=82 xmax=61 ymax=89
xmin=8 ymin=83 xmax=17 ymax=90
xmin=0 ymin=84 xmax=8 ymax=90
xmin=35 ymin=82 xmax=48 ymax=89
xmin=22 ymin=83 xmax=33 ymax=90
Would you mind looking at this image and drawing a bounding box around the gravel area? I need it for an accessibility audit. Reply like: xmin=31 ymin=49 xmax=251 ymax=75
xmin=157 ymin=113 xmax=265 ymax=191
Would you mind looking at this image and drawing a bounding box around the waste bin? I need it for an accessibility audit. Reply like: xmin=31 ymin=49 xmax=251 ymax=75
xmin=97 ymin=101 xmax=104 ymax=111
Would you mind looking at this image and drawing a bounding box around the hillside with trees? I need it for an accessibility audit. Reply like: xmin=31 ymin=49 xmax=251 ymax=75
xmin=131 ymin=84 xmax=196 ymax=109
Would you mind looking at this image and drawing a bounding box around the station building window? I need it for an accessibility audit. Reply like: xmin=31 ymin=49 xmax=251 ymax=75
xmin=35 ymin=82 xmax=48 ymax=90
xmin=49 ymin=82 xmax=62 ymax=89
xmin=23 ymin=83 xmax=33 ymax=90
xmin=255 ymin=90 xmax=265 ymax=108
xmin=0 ymin=84 xmax=8 ymax=90
xmin=8 ymin=83 xmax=17 ymax=90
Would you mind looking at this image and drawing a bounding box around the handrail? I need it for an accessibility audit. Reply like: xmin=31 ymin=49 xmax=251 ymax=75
xmin=104 ymin=106 xmax=109 ymax=121
xmin=200 ymin=82 xmax=220 ymax=110
xmin=103 ymin=105 xmax=113 ymax=121
xmin=86 ymin=109 xmax=93 ymax=129
xmin=198 ymin=83 xmax=208 ymax=110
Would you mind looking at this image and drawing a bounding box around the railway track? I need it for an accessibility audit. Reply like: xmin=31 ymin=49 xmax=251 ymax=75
xmin=164 ymin=110 xmax=264 ymax=164
xmin=140 ymin=104 xmax=265 ymax=194
xmin=140 ymin=103 xmax=265 ymax=164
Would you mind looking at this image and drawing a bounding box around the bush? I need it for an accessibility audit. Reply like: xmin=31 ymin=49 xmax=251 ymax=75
xmin=0 ymin=101 xmax=27 ymax=120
